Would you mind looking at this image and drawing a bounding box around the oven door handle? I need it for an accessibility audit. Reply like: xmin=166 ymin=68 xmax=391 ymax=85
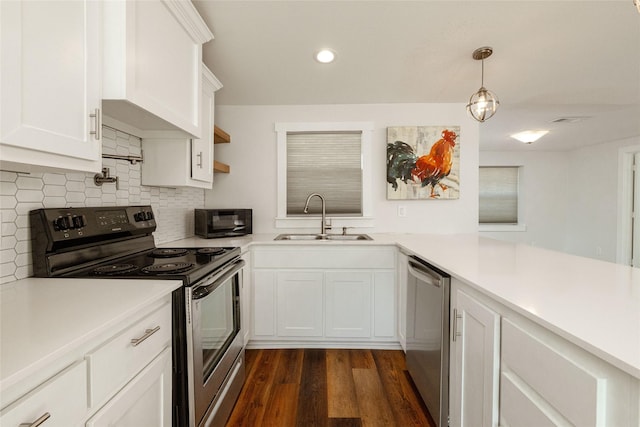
xmin=192 ymin=258 xmax=245 ymax=300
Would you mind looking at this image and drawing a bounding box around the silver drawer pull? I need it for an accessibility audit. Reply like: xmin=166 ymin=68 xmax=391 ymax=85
xmin=130 ymin=326 xmax=160 ymax=347
xmin=19 ymin=412 xmax=51 ymax=427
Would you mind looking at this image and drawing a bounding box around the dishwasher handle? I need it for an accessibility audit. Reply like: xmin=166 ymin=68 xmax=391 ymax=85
xmin=408 ymin=259 xmax=443 ymax=288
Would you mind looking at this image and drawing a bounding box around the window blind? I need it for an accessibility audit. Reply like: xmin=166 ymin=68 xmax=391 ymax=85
xmin=479 ymin=166 xmax=519 ymax=224
xmin=287 ymin=131 xmax=363 ymax=216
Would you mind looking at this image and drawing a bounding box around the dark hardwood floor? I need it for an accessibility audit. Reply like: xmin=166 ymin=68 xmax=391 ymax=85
xmin=226 ymin=349 xmax=436 ymax=427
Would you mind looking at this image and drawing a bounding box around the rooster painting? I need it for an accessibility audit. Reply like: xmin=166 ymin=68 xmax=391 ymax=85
xmin=387 ymin=127 xmax=460 ymax=199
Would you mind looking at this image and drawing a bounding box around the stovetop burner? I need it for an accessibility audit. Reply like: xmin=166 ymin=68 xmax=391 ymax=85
xmin=150 ymin=248 xmax=190 ymax=258
xmin=92 ymin=264 xmax=139 ymax=275
xmin=142 ymin=262 xmax=194 ymax=274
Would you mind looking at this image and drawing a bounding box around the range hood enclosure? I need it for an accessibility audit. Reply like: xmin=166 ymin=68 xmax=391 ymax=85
xmin=102 ymin=0 xmax=213 ymax=137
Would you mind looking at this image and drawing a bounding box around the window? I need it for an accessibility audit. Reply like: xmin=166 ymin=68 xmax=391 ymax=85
xmin=479 ymin=166 xmax=519 ymax=224
xmin=276 ymin=122 xmax=374 ymax=228
xmin=287 ymin=131 xmax=362 ymax=215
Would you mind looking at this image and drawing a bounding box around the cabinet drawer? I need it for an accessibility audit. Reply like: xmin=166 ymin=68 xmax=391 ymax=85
xmin=500 ymin=372 xmax=557 ymax=427
xmin=501 ymin=318 xmax=605 ymax=426
xmin=86 ymin=302 xmax=172 ymax=407
xmin=0 ymin=360 xmax=87 ymax=427
xmin=253 ymin=246 xmax=395 ymax=269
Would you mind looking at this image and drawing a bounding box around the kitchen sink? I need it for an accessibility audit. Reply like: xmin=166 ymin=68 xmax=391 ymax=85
xmin=274 ymin=233 xmax=372 ymax=241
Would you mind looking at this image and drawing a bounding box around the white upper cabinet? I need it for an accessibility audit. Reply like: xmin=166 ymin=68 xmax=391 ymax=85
xmin=102 ymin=0 xmax=213 ymax=137
xmin=0 ymin=0 xmax=102 ymax=173
xmin=141 ymin=64 xmax=221 ymax=189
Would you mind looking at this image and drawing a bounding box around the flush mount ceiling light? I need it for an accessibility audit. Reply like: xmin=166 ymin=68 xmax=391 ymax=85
xmin=510 ymin=130 xmax=549 ymax=144
xmin=466 ymin=47 xmax=500 ymax=123
xmin=315 ymin=49 xmax=336 ymax=64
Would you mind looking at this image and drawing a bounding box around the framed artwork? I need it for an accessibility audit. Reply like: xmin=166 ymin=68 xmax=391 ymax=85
xmin=386 ymin=126 xmax=460 ymax=200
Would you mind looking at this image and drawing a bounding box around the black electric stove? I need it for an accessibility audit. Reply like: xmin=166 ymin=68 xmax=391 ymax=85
xmin=29 ymin=205 xmax=239 ymax=284
xmin=30 ymin=205 xmax=246 ymax=427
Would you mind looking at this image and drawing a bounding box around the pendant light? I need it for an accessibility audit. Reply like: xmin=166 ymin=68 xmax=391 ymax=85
xmin=466 ymin=47 xmax=499 ymax=122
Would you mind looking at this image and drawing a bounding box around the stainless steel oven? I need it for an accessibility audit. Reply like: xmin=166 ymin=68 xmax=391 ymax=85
xmin=186 ymin=257 xmax=245 ymax=427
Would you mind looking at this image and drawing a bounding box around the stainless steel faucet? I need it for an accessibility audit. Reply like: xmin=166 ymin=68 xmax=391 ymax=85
xmin=303 ymin=193 xmax=331 ymax=236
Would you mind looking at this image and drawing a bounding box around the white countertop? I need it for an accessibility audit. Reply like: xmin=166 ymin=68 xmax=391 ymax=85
xmin=0 ymin=278 xmax=181 ymax=397
xmin=165 ymin=233 xmax=640 ymax=379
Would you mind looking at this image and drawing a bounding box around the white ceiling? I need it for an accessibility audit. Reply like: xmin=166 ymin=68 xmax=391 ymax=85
xmin=193 ymin=0 xmax=640 ymax=151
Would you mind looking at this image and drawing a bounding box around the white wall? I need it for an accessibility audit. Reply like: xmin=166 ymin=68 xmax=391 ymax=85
xmin=479 ymin=150 xmax=570 ymax=253
xmin=564 ymin=136 xmax=640 ymax=262
xmin=481 ymin=135 xmax=640 ymax=264
xmin=206 ymin=103 xmax=479 ymax=234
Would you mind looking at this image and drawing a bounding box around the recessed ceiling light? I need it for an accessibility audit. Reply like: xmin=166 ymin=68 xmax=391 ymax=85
xmin=315 ymin=49 xmax=336 ymax=64
xmin=510 ymin=130 xmax=549 ymax=144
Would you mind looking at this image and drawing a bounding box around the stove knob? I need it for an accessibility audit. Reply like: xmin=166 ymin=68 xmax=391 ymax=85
xmin=134 ymin=212 xmax=145 ymax=222
xmin=72 ymin=215 xmax=85 ymax=229
xmin=53 ymin=216 xmax=70 ymax=230
xmin=145 ymin=211 xmax=154 ymax=221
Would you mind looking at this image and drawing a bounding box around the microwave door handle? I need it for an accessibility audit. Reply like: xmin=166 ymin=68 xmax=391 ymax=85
xmin=192 ymin=258 xmax=245 ymax=300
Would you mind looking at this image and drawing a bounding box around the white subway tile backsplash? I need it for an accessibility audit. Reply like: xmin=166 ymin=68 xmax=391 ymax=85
xmin=16 ymin=190 xmax=45 ymax=203
xmin=15 ymin=176 xmax=44 ymax=190
xmin=0 ymin=126 xmax=205 ymax=284
xmin=42 ymin=173 xmax=67 ymax=185
xmin=0 ymin=182 xmax=17 ymax=195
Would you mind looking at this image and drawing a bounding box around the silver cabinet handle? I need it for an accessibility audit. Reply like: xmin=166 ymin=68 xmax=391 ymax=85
xmin=90 ymin=108 xmax=101 ymax=140
xmin=196 ymin=151 xmax=203 ymax=168
xmin=130 ymin=326 xmax=160 ymax=347
xmin=452 ymin=308 xmax=462 ymax=342
xmin=19 ymin=412 xmax=51 ymax=427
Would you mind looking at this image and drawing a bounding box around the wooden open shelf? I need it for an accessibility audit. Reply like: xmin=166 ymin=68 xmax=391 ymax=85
xmin=213 ymin=160 xmax=230 ymax=174
xmin=214 ymin=125 xmax=230 ymax=144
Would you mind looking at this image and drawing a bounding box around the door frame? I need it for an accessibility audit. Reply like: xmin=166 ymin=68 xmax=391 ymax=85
xmin=617 ymin=145 xmax=640 ymax=265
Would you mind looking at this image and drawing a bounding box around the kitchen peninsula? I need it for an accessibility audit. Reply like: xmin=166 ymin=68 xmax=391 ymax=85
xmin=166 ymin=232 xmax=640 ymax=425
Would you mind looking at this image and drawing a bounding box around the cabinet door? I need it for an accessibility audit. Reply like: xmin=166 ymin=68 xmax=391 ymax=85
xmin=325 ymin=271 xmax=371 ymax=338
xmin=276 ymin=271 xmax=324 ymax=337
xmin=0 ymin=0 xmax=101 ymax=173
xmin=373 ymin=270 xmax=396 ymax=338
xmin=253 ymin=270 xmax=276 ymax=337
xmin=85 ymin=348 xmax=172 ymax=427
xmin=450 ymin=288 xmax=500 ymax=427
xmin=190 ymin=66 xmax=217 ymax=183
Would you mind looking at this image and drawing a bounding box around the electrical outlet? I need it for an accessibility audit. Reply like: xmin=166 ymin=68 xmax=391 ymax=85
xmin=397 ymin=206 xmax=407 ymax=217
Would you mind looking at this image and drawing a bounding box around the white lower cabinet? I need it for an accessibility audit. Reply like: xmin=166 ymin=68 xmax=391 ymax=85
xmin=251 ymin=245 xmax=397 ymax=346
xmin=449 ymin=279 xmax=640 ymax=427
xmin=500 ymin=317 xmax=639 ymax=427
xmin=85 ymin=348 xmax=172 ymax=427
xmin=0 ymin=297 xmax=173 ymax=427
xmin=449 ymin=286 xmax=500 ymax=427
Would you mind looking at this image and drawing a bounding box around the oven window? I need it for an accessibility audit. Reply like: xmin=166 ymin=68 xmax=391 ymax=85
xmin=199 ymin=276 xmax=240 ymax=380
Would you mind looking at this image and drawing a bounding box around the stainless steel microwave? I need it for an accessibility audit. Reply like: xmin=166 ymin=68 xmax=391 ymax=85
xmin=194 ymin=209 xmax=252 ymax=238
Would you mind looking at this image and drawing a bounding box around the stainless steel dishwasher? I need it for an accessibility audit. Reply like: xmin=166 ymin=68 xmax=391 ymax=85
xmin=405 ymin=256 xmax=450 ymax=427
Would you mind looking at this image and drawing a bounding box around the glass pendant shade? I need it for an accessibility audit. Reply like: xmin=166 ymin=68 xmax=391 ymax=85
xmin=467 ymin=86 xmax=499 ymax=122
xmin=466 ymin=47 xmax=499 ymax=122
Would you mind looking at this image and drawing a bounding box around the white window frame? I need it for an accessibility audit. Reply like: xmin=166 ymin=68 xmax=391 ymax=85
xmin=478 ymin=165 xmax=526 ymax=232
xmin=275 ymin=121 xmax=375 ymax=229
